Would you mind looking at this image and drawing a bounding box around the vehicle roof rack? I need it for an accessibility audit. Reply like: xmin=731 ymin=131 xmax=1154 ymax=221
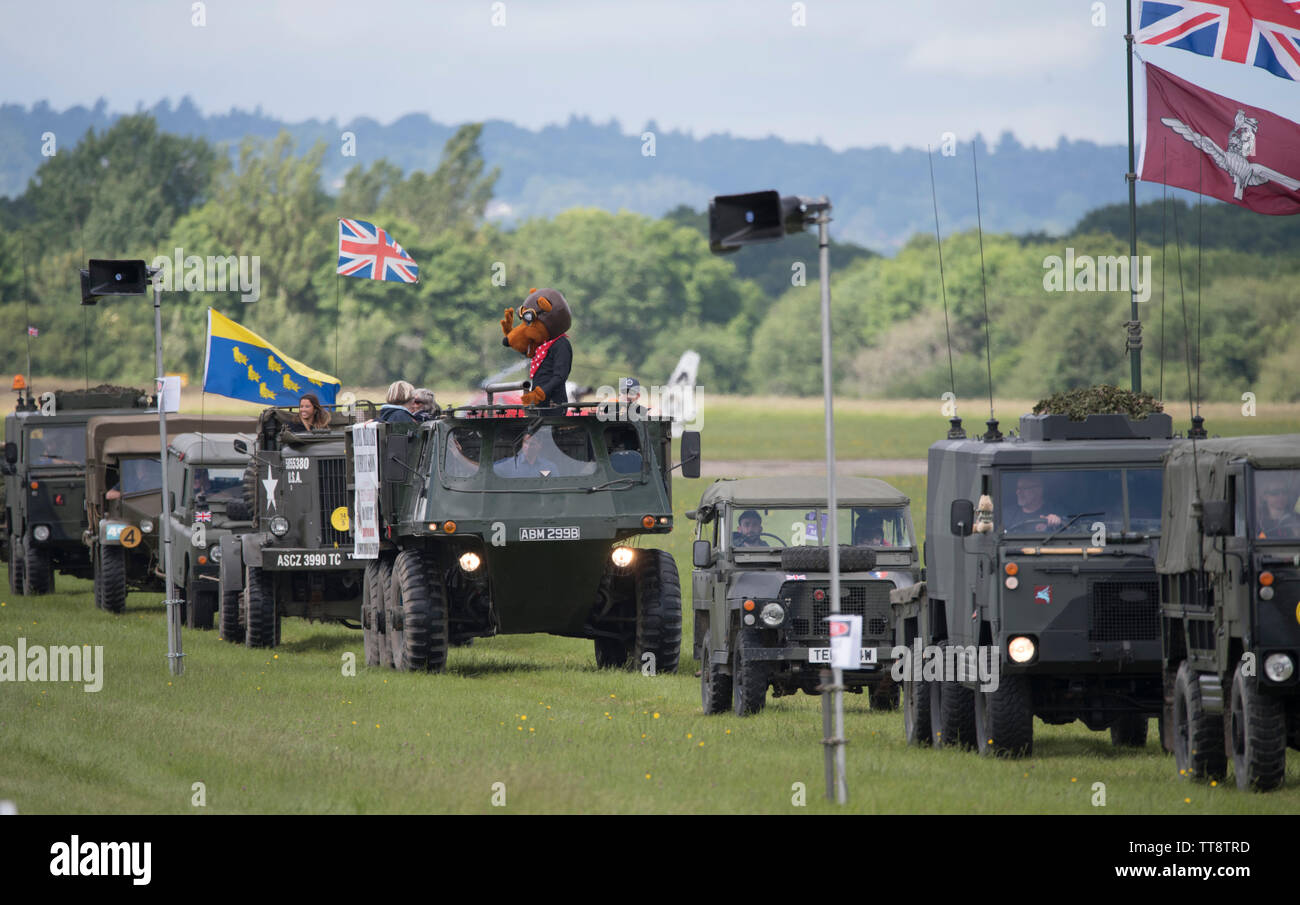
xmin=1018 ymin=412 xmax=1173 ymax=441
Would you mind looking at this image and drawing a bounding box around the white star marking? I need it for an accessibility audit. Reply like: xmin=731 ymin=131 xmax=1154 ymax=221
xmin=262 ymin=465 xmax=279 ymax=512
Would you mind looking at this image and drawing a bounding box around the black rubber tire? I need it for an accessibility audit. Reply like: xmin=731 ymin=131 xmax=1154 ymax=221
xmin=7 ymin=533 xmax=24 ymax=595
xmin=362 ymin=560 xmax=381 ymax=667
xmin=389 ymin=548 xmax=449 ymax=673
xmin=700 ymin=628 xmax=732 ymax=715
xmin=1173 ymin=661 xmax=1226 ymax=781
xmin=779 ymin=545 xmax=876 ymax=573
xmin=244 ymin=565 xmax=278 ymax=649
xmin=593 ymin=636 xmax=628 ymax=668
xmin=903 ymin=680 xmax=932 ymax=746
xmin=931 ymin=680 xmax=976 ymax=750
xmin=99 ymin=543 xmax=127 ymax=614
xmin=1109 ymin=713 xmax=1150 ymax=748
xmin=633 ymin=549 xmax=682 ymax=675
xmin=975 ymin=675 xmax=1034 ymax=757
xmin=23 ymin=533 xmax=52 ymax=595
xmin=377 ymin=557 xmax=394 ymax=669
xmin=731 ymin=627 xmax=768 ymax=716
xmin=1226 ymin=662 xmax=1287 ymax=791
xmin=218 ymin=586 xmax=244 ymax=643
xmin=186 ymin=580 xmax=216 ymax=630
xmin=870 ymin=681 xmax=900 ymax=711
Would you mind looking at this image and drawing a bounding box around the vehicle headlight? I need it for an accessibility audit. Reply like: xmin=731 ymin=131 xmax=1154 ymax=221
xmin=33 ymin=524 xmax=50 ymax=542
xmin=209 ymin=544 xmax=222 ymax=563
xmin=1264 ymin=653 xmax=1295 ymax=683
xmin=1007 ymin=636 xmax=1036 ymax=664
xmin=458 ymin=552 xmax=481 ymax=572
xmin=1260 ymin=585 xmax=1275 ymax=601
xmin=270 ymin=517 xmax=290 ymax=537
xmin=759 ymin=602 xmax=785 ymax=628
xmin=139 ymin=519 xmax=154 ymax=534
xmin=611 ymin=546 xmax=635 ymax=568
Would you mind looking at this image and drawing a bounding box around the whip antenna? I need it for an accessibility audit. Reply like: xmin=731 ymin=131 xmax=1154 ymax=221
xmin=971 ymin=144 xmax=998 ymax=439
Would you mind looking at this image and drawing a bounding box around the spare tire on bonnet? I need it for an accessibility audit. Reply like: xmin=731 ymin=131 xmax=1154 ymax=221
xmin=780 ymin=545 xmax=876 ymax=573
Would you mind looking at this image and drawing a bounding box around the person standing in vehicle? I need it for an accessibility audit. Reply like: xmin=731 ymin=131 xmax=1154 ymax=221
xmin=292 ymin=393 xmax=331 ymax=432
xmin=378 ymin=381 xmax=419 ymax=423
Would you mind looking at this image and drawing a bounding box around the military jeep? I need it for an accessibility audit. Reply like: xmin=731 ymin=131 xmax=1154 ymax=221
xmin=1158 ymin=435 xmax=1300 ymax=791
xmin=351 ymin=398 xmax=699 ymax=672
xmin=689 ymin=477 xmax=916 ymax=716
xmin=217 ymin=405 xmax=370 ymax=648
xmin=84 ymin=415 xmax=253 ymax=614
xmin=895 ymin=412 xmax=1172 ymax=757
xmin=3 ymin=384 xmax=153 ymax=595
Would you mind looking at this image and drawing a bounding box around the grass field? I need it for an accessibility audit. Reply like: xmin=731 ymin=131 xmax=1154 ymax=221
xmin=3 ymin=469 xmax=1297 ymax=814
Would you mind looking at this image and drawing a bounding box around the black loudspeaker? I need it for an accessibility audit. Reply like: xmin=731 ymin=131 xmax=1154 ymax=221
xmin=708 ymin=190 xmax=783 ymax=253
xmin=86 ymin=259 xmax=149 ymax=296
xmin=79 ymin=269 xmax=96 ymax=305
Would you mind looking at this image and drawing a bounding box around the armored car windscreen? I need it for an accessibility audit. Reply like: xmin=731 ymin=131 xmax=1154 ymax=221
xmin=1253 ymin=468 xmax=1300 ymax=540
xmin=998 ymin=467 xmax=1163 ymax=536
xmin=25 ymin=425 xmax=87 ymax=466
xmin=728 ymin=506 xmax=912 ymax=548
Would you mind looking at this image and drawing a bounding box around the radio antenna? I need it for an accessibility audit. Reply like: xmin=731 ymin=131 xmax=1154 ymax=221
xmin=928 ymin=147 xmax=963 ymax=439
xmin=972 ymin=144 xmax=999 ymax=440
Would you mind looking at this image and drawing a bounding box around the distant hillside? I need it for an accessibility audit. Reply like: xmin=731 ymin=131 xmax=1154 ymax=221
xmin=0 ymin=98 xmax=1209 ymax=252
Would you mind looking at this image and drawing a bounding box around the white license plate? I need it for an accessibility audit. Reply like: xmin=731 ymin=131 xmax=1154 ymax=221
xmin=807 ymin=647 xmax=877 ymax=665
xmin=519 ymin=526 xmax=580 ymax=541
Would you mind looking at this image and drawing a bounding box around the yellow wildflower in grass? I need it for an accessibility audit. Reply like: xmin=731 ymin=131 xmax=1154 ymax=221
xmin=653 ymin=712 xmax=660 ymax=719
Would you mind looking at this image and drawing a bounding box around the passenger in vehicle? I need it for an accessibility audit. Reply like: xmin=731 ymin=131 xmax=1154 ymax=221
xmin=378 ymin=381 xmax=419 ymax=423
xmin=853 ymin=510 xmax=892 ymax=546
xmin=1257 ymin=476 xmax=1300 ymax=538
xmin=412 ymin=388 xmax=440 ymax=422
xmin=1008 ymin=474 xmax=1063 ymax=531
xmin=292 ymin=393 xmax=331 ymax=432
xmin=732 ymin=509 xmax=766 ymax=547
xmin=495 ymin=430 xmax=559 ymax=478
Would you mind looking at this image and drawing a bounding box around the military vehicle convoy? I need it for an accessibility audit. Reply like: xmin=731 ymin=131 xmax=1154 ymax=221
xmin=84 ymin=414 xmax=253 ymax=615
xmin=217 ymin=405 xmax=369 ymax=647
xmin=894 ymin=412 xmax=1172 ymax=756
xmin=689 ymin=476 xmax=919 ymax=716
xmin=352 ymin=397 xmax=700 ymax=672
xmin=3 ymin=383 xmax=154 ymax=595
xmin=1158 ymin=435 xmax=1300 ymax=791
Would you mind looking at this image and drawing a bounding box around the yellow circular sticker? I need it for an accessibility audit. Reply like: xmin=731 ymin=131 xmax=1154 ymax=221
xmin=120 ymin=526 xmax=142 ymax=549
xmin=330 ymin=507 xmax=351 ymax=532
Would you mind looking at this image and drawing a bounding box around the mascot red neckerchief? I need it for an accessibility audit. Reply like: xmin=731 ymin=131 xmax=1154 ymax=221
xmin=501 ymin=287 xmax=572 ymax=406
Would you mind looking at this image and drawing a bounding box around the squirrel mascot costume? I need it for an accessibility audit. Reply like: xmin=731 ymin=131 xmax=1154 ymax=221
xmin=501 ymin=287 xmax=572 ymax=406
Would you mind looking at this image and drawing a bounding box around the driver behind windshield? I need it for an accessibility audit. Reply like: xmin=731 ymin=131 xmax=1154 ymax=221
xmin=1010 ymin=474 xmax=1063 ymax=532
xmin=732 ymin=509 xmax=765 ymax=547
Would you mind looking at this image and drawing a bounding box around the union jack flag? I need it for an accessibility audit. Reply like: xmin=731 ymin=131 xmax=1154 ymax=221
xmin=195 ymin=510 xmax=212 ymax=523
xmin=336 ymin=219 xmax=419 ymax=283
xmin=27 ymin=326 xmax=38 ymax=337
xmin=1138 ymin=0 xmax=1300 ymax=81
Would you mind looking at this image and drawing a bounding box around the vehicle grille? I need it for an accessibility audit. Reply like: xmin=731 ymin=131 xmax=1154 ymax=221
xmin=1089 ymin=580 xmax=1159 ymax=642
xmin=318 ymin=457 xmax=352 ymax=547
xmin=783 ymin=580 xmax=892 ymax=641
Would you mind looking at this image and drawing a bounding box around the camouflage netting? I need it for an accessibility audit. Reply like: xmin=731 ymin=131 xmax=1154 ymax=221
xmin=1032 ymin=385 xmax=1164 ymax=421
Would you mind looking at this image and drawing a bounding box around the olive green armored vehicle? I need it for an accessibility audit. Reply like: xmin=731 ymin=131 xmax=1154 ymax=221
xmin=1158 ymin=435 xmax=1300 ymax=791
xmin=689 ymin=477 xmax=918 ymax=716
xmin=352 ymin=395 xmax=700 ymax=672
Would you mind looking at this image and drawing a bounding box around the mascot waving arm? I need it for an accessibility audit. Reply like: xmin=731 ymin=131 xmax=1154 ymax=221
xmin=501 ymin=287 xmax=573 ymax=406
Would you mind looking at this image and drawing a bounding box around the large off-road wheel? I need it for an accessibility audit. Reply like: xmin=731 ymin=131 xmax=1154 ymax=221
xmin=731 ymin=627 xmax=768 ymax=716
xmin=974 ymin=675 xmax=1034 ymax=757
xmin=930 ymin=679 xmax=976 ymax=750
xmin=23 ymin=532 xmax=52 ymax=595
xmin=388 ymin=548 xmax=449 ymax=673
xmin=377 ymin=556 xmax=394 ymax=669
xmin=99 ymin=543 xmax=127 ymax=614
xmin=700 ymin=628 xmax=732 ymax=715
xmin=871 ymin=680 xmax=900 ymax=711
xmin=362 ymin=560 xmax=382 ymax=667
xmin=244 ymin=565 xmax=278 ymax=649
xmin=1226 ymin=662 xmax=1287 ymax=791
xmin=1109 ymin=713 xmax=1149 ymax=748
xmin=1173 ymin=661 xmax=1226 ymax=781
xmin=7 ymin=533 xmax=24 ymax=595
xmin=633 ymin=549 xmax=682 ymax=675
xmin=218 ymin=585 xmax=244 ymax=643
xmin=903 ymin=679 xmax=932 ymax=746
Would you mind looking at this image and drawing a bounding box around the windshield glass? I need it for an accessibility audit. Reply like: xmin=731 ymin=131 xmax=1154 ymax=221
xmin=1254 ymin=469 xmax=1300 ymax=540
xmin=25 ymin=424 xmax=86 ymax=466
xmin=729 ymin=506 xmax=911 ymax=549
xmin=1000 ymin=467 xmax=1163 ymax=536
xmin=118 ymin=457 xmax=162 ymax=496
xmin=490 ymin=424 xmax=596 ymax=479
xmin=188 ymin=466 xmax=245 ymax=503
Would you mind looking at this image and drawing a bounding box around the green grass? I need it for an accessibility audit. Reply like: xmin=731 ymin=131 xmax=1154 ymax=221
xmin=3 ymin=474 xmax=1297 ymax=814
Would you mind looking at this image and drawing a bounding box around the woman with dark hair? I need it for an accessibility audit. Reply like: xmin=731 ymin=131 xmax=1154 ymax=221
xmin=293 ymin=393 xmax=331 ymax=432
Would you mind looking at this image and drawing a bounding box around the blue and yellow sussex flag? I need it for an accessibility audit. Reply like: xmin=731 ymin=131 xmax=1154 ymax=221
xmin=202 ymin=309 xmax=341 ymax=406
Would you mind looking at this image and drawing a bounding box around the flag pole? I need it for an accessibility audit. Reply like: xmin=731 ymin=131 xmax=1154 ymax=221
xmin=1125 ymin=0 xmax=1143 ymax=393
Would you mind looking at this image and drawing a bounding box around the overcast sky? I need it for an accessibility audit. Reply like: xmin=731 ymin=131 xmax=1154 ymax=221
xmin=4 ymin=0 xmax=1299 ymax=150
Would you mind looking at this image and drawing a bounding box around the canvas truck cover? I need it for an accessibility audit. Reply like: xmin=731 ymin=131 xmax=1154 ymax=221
xmin=696 ymin=476 xmax=910 ymax=510
xmin=85 ymin=415 xmax=255 ymax=499
xmin=1157 ymin=434 xmax=1300 ymax=575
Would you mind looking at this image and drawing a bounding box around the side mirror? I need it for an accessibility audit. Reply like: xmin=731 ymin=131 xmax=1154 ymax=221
xmin=1201 ymin=500 xmax=1232 ymax=537
xmin=693 ymin=539 xmax=712 ymax=568
xmin=685 ymin=509 xmax=697 ymax=521
xmin=950 ymin=499 xmax=975 ymax=537
xmin=680 ymin=431 xmax=701 ymax=479
xmin=233 ymin=438 xmax=249 ymax=455
xmin=4 ymin=441 xmax=16 ymax=465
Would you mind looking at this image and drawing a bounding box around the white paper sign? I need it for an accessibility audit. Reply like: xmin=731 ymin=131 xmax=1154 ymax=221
xmin=158 ymin=376 xmax=182 ymax=413
xmin=826 ymin=614 xmax=862 ymax=671
xmin=352 ymin=423 xmax=380 ymax=559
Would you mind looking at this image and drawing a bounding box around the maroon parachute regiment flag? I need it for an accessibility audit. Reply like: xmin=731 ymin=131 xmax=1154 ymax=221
xmin=1139 ymin=63 xmax=1300 ymax=214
